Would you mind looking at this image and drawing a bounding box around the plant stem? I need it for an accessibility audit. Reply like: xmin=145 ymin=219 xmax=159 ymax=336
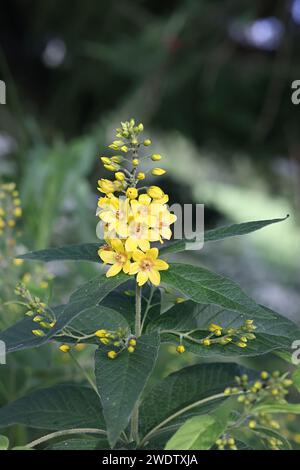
xmin=25 ymin=428 xmax=107 ymax=449
xmin=130 ymin=283 xmax=142 ymax=444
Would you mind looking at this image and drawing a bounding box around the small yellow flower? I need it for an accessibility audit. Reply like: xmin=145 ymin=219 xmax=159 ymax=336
xmin=132 ymin=158 xmax=139 ymax=166
xmin=14 ymin=207 xmax=22 ymax=217
xmin=176 ymin=345 xmax=185 ymax=354
xmin=32 ymin=329 xmax=45 ymax=337
xmin=128 ymin=338 xmax=136 ymax=347
xmin=236 ymin=341 xmax=247 ymax=348
xmin=59 ymin=345 xmax=70 ymax=353
xmin=143 ymin=139 xmax=151 ymax=146
xmin=126 ymin=187 xmax=138 ymax=199
xmin=261 ymin=371 xmax=269 ymax=380
xmin=203 ymin=339 xmax=211 ymax=346
xmin=100 ymin=337 xmax=110 ymax=345
xmin=97 ymin=178 xmax=116 ymax=195
xmin=100 ymin=156 xmax=111 ymax=164
xmin=151 ymin=168 xmax=166 ymax=176
xmin=127 ymin=346 xmax=135 ymax=353
xmin=147 ymin=186 xmax=169 ymax=204
xmin=248 ymin=420 xmax=257 ymax=429
xmin=115 ymin=172 xmax=125 ymax=181
xmin=151 ymin=154 xmax=162 ymax=161
xmin=99 ymin=239 xmax=131 ymax=277
xmin=13 ymin=258 xmax=24 ymax=266
xmin=95 ymin=329 xmax=108 ymax=338
xmin=107 ymin=351 xmax=117 ymax=359
xmin=137 ymin=172 xmax=145 ymax=180
xmin=129 ymin=248 xmax=169 ymax=286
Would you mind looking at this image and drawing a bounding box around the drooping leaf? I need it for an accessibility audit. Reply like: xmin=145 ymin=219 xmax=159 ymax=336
xmin=140 ymin=363 xmax=252 ymax=439
xmin=0 ymin=385 xmax=104 ymax=430
xmin=95 ymin=332 xmax=160 ymax=448
xmin=165 ymin=414 xmax=225 ymax=450
xmin=160 ymin=216 xmax=289 ymax=255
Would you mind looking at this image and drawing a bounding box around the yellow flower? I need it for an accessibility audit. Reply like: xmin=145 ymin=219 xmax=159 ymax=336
xmin=100 ymin=156 xmax=111 ymax=165
xmin=104 ymin=164 xmax=118 ymax=172
xmin=150 ymin=207 xmax=177 ymax=241
xmin=59 ymin=345 xmax=70 ymax=353
xmin=98 ymin=197 xmax=129 ymax=237
xmin=107 ymin=351 xmax=117 ymax=359
xmin=151 ymin=154 xmax=162 ymax=161
xmin=137 ymin=172 xmax=145 ymax=180
xmin=132 ymin=159 xmax=139 ymax=166
xmin=115 ymin=172 xmax=125 ymax=181
xmin=95 ymin=329 xmax=108 ymax=338
xmin=176 ymin=345 xmax=185 ymax=354
xmin=129 ymin=248 xmax=169 ymax=286
xmin=126 ymin=187 xmax=138 ymax=199
xmin=99 ymin=239 xmax=131 ymax=277
xmin=143 ymin=139 xmax=151 ymax=146
xmin=130 ymin=194 xmax=156 ymax=226
xmin=97 ymin=178 xmax=116 ymax=195
xmin=125 ymin=221 xmax=151 ymax=252
xmin=147 ymin=186 xmax=169 ymax=204
xmin=127 ymin=346 xmax=135 ymax=353
xmin=151 ymin=168 xmax=166 ymax=176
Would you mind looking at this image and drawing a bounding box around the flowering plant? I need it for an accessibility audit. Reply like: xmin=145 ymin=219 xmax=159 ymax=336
xmin=0 ymin=120 xmax=300 ymax=451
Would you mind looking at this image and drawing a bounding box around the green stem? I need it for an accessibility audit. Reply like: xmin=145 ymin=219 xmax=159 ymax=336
xmin=25 ymin=428 xmax=107 ymax=449
xmin=130 ymin=284 xmax=142 ymax=444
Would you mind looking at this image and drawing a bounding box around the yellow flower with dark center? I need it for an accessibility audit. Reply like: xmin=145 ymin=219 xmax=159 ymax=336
xmin=99 ymin=239 xmax=131 ymax=277
xmin=129 ymin=248 xmax=169 ymax=286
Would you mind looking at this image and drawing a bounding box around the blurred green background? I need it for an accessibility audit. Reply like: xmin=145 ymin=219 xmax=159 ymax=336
xmin=0 ymin=0 xmax=300 ymax=447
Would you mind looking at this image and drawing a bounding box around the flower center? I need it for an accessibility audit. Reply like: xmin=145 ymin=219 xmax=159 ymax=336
xmin=115 ymin=253 xmax=127 ymax=264
xmin=140 ymin=258 xmax=154 ymax=271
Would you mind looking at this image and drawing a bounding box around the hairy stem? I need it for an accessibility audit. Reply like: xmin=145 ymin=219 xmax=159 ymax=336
xmin=130 ymin=283 xmax=142 ymax=444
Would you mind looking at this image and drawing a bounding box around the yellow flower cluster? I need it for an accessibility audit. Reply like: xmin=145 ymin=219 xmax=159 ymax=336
xmin=0 ymin=182 xmax=22 ymax=236
xmin=223 ymin=371 xmax=293 ymax=450
xmin=175 ymin=319 xmax=256 ymax=353
xmin=97 ymin=119 xmax=176 ymax=287
xmin=95 ymin=328 xmax=137 ymax=359
xmin=215 ymin=436 xmax=237 ymax=451
xmin=15 ymin=283 xmax=56 ymax=337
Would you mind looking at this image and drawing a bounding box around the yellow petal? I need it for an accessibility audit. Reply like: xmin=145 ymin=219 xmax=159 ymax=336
xmin=129 ymin=262 xmax=140 ymax=274
xmin=138 ymin=194 xmax=151 ymax=205
xmin=106 ymin=263 xmax=123 ymax=277
xmin=137 ymin=271 xmax=148 ymax=286
xmin=161 ymin=227 xmax=172 ymax=240
xmin=146 ymin=247 xmax=159 ymax=260
xmin=148 ymin=269 xmax=161 ymax=286
xmin=154 ymin=259 xmax=169 ymax=271
xmin=110 ymin=238 xmax=124 ymax=253
xmin=99 ymin=250 xmax=115 ymax=264
xmin=132 ymin=250 xmax=145 ymax=261
xmin=138 ymin=239 xmax=150 ymax=252
xmin=125 ymin=237 xmax=138 ymax=252
xmin=123 ymin=260 xmax=131 ymax=273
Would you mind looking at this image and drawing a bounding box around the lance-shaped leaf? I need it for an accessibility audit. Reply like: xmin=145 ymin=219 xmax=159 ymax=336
xmin=165 ymin=414 xmax=224 ymax=450
xmin=95 ymin=332 xmax=160 ymax=448
xmin=18 ymin=243 xmax=103 ymax=262
xmin=16 ymin=216 xmax=288 ymax=262
xmin=160 ymin=216 xmax=289 ymax=255
xmin=161 ymin=263 xmax=267 ymax=318
xmin=140 ymin=363 xmax=252 ymax=440
xmin=0 ymin=385 xmax=105 ymax=430
xmin=253 ymin=403 xmax=300 ymax=415
xmin=0 ymin=273 xmax=129 ymax=353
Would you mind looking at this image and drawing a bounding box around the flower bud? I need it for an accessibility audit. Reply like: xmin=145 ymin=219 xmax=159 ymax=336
xmin=151 ymin=168 xmax=166 ymax=176
xmin=59 ymin=345 xmax=70 ymax=353
xmin=176 ymin=345 xmax=185 ymax=354
xmin=151 ymin=154 xmax=162 ymax=161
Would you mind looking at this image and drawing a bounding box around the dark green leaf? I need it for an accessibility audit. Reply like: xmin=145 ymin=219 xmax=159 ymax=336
xmin=18 ymin=243 xmax=103 ymax=262
xmin=0 ymin=435 xmax=9 ymax=450
xmin=47 ymin=437 xmax=108 ymax=450
xmin=160 ymin=216 xmax=289 ymax=255
xmin=95 ymin=332 xmax=160 ymax=447
xmin=0 ymin=385 xmax=104 ymax=430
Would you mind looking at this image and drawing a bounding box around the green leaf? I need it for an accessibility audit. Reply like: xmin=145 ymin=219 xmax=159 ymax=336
xmin=160 ymin=216 xmax=289 ymax=255
xmin=0 ymin=435 xmax=9 ymax=450
xmin=161 ymin=263 xmax=267 ymax=318
xmin=0 ymin=273 xmax=129 ymax=353
xmin=153 ymin=301 xmax=299 ymax=358
xmin=140 ymin=363 xmax=251 ymax=438
xmin=253 ymin=403 xmax=300 ymax=415
xmin=95 ymin=332 xmax=160 ymax=448
xmin=17 ymin=216 xmax=288 ymax=262
xmin=165 ymin=414 xmax=224 ymax=450
xmin=0 ymin=385 xmax=104 ymax=430
xmin=18 ymin=243 xmax=103 ymax=262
